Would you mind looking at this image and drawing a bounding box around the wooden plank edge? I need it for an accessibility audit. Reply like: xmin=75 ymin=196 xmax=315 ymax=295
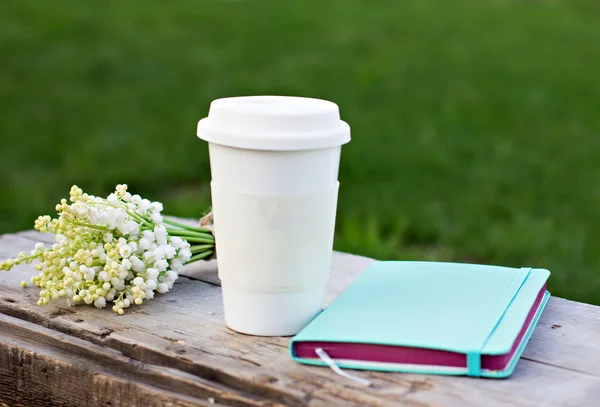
xmin=0 ymin=313 xmax=284 ymax=407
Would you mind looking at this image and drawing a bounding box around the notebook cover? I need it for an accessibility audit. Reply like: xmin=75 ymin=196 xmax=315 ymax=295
xmin=290 ymin=261 xmax=551 ymax=378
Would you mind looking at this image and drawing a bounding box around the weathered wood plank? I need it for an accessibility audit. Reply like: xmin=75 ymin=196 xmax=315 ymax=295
xmin=0 ymin=313 xmax=262 ymax=407
xmin=1 ymin=229 xmax=600 ymax=407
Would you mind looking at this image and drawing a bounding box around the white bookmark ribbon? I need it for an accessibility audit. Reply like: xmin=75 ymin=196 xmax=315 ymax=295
xmin=315 ymin=347 xmax=372 ymax=386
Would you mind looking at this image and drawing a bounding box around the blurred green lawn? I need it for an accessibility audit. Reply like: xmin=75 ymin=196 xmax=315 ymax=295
xmin=1 ymin=0 xmax=600 ymax=304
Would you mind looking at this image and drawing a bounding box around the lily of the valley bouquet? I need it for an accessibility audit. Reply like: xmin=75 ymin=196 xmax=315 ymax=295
xmin=0 ymin=184 xmax=215 ymax=315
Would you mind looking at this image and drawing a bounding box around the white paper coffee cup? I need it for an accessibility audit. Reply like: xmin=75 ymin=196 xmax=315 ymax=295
xmin=197 ymin=95 xmax=350 ymax=336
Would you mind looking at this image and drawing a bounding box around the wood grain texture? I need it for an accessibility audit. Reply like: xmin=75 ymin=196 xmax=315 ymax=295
xmin=1 ymin=229 xmax=600 ymax=407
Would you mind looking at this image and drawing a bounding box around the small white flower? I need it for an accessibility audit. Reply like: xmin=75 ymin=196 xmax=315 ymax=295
xmin=154 ymin=225 xmax=167 ymax=245
xmin=170 ymin=236 xmax=184 ymax=249
xmin=150 ymin=202 xmax=163 ymax=213
xmin=157 ymin=283 xmax=169 ymax=294
xmin=94 ymin=297 xmax=107 ymax=309
xmin=144 ymin=289 xmax=155 ymax=300
xmin=98 ymin=271 xmax=110 ymax=282
xmin=139 ymin=199 xmax=151 ymax=213
xmin=179 ymin=248 xmax=192 ymax=262
xmin=113 ymin=279 xmax=126 ymax=291
xmin=170 ymin=259 xmax=184 ymax=271
xmin=95 ymin=211 xmax=107 ymax=224
xmin=122 ymin=192 xmax=132 ymax=202
xmin=130 ymin=256 xmax=145 ymax=272
xmin=145 ymin=280 xmax=157 ymax=290
xmin=119 ymin=221 xmax=138 ymax=235
xmin=117 ymin=222 xmax=130 ymax=235
xmin=150 ymin=213 xmax=163 ymax=224
xmin=106 ymin=218 xmax=117 ymax=231
xmin=121 ymin=258 xmax=132 ymax=271
xmin=146 ymin=268 xmax=159 ymax=280
xmin=155 ymin=259 xmax=169 ymax=272
xmin=163 ymin=244 xmax=176 ymax=260
xmin=103 ymin=233 xmax=113 ymax=243
xmin=114 ymin=208 xmax=127 ymax=223
xmin=131 ymin=194 xmax=142 ymax=205
xmin=153 ymin=246 xmax=165 ymax=260
xmin=35 ymin=242 xmax=46 ymax=251
xmin=106 ymin=289 xmax=116 ymax=302
xmin=107 ymin=193 xmax=119 ymax=206
xmin=165 ymin=270 xmax=178 ymax=282
xmin=119 ymin=245 xmax=132 ymax=258
xmin=142 ymin=230 xmax=155 ymax=243
xmin=133 ymin=277 xmax=144 ymax=287
xmin=138 ymin=238 xmax=150 ymax=250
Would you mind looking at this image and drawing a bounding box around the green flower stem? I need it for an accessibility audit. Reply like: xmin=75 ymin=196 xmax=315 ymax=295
xmin=138 ymin=220 xmax=156 ymax=231
xmin=167 ymin=229 xmax=214 ymax=241
xmin=163 ymin=218 xmax=211 ymax=234
xmin=119 ymin=208 xmax=154 ymax=230
xmin=115 ymin=287 xmax=132 ymax=303
xmin=64 ymin=219 xmax=108 ymax=231
xmin=190 ymin=244 xmax=214 ymax=254
xmin=187 ymin=250 xmax=214 ymax=263
xmin=177 ymin=236 xmax=215 ymax=244
xmin=128 ymin=211 xmax=152 ymax=227
xmin=14 ymin=253 xmax=42 ymax=264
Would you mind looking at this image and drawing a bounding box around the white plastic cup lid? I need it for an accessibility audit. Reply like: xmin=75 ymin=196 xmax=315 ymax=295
xmin=197 ymin=95 xmax=351 ymax=151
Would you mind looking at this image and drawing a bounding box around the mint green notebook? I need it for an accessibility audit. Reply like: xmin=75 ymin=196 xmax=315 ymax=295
xmin=290 ymin=261 xmax=550 ymax=378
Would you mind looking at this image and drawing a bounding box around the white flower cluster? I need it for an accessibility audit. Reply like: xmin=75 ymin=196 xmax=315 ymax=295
xmin=1 ymin=184 xmax=215 ymax=314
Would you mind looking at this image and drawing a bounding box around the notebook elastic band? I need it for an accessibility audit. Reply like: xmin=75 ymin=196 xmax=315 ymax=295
xmin=315 ymin=348 xmax=372 ymax=386
xmin=468 ymin=266 xmax=532 ymax=377
xmin=467 ymin=352 xmax=481 ymax=377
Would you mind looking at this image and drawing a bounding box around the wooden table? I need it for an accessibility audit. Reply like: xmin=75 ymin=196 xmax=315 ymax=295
xmin=1 ymin=229 xmax=599 ymax=407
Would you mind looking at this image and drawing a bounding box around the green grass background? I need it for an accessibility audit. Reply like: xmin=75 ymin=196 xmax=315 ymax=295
xmin=1 ymin=0 xmax=600 ymax=304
